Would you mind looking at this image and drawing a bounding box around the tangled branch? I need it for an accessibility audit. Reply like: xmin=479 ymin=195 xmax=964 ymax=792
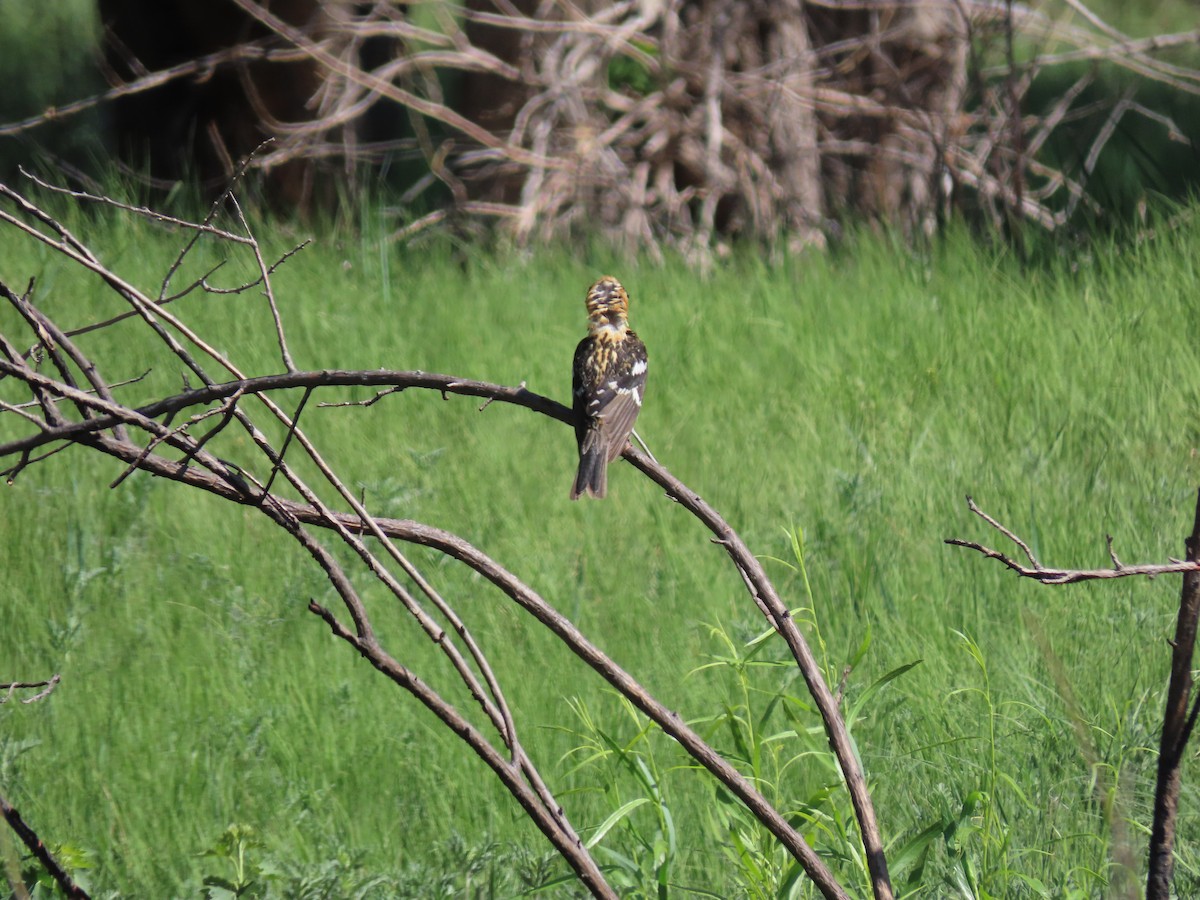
xmin=7 ymin=1 xmax=1195 ymax=252
xmin=0 ymin=175 xmax=889 ymax=898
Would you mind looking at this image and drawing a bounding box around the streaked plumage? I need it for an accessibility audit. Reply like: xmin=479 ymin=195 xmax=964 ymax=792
xmin=570 ymin=276 xmax=648 ymax=500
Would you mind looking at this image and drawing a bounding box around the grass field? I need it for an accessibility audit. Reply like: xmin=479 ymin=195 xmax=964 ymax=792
xmin=3 ymin=194 xmax=1200 ymax=897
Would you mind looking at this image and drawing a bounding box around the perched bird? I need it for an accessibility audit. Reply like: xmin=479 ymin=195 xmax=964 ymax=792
xmin=570 ymin=276 xmax=648 ymax=500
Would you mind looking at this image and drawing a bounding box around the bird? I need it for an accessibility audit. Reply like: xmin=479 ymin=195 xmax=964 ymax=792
xmin=570 ymin=276 xmax=648 ymax=500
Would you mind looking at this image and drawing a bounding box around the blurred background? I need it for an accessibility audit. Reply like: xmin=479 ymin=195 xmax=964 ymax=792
xmin=1 ymin=0 xmax=1197 ymax=250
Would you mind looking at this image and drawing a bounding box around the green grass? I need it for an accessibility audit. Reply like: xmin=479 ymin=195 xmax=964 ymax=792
xmin=3 ymin=194 xmax=1200 ymax=896
xmin=0 ymin=0 xmax=104 ymax=180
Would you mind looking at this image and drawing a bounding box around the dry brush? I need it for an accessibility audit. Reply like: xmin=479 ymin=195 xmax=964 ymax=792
xmin=4 ymin=1 xmax=1196 ymax=254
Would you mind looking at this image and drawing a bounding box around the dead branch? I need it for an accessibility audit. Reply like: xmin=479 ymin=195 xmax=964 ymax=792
xmin=946 ymin=496 xmax=1200 ymax=584
xmin=0 ymin=41 xmax=310 ymax=138
xmin=1147 ymin=491 xmax=1200 ymax=899
xmin=0 ymin=179 xmax=869 ymax=898
xmin=949 ymin=490 xmax=1200 ymax=898
xmin=0 ymin=180 xmax=611 ymax=897
xmin=5 ymin=1 xmax=1193 ymax=250
xmin=0 ymin=675 xmax=61 ymax=705
xmin=0 ymin=793 xmax=89 ymax=899
xmin=0 ymin=355 xmax=854 ymax=898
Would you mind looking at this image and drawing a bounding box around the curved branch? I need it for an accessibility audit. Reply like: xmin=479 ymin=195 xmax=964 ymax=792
xmin=0 ymin=367 xmax=568 ymax=459
xmin=623 ymin=447 xmax=894 ymax=899
xmin=45 ymin=425 xmax=849 ymax=897
xmin=273 ymin=512 xmax=615 ymax=898
xmin=0 ymin=366 xmax=867 ymax=898
xmin=0 ymin=173 xmax=876 ymax=892
xmin=302 ymin=597 xmax=617 ymax=897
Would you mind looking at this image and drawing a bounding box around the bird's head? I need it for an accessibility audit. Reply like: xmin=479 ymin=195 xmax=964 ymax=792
xmin=585 ymin=276 xmax=631 ymax=337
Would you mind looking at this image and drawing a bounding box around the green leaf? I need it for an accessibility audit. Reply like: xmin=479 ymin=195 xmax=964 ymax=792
xmin=848 ymin=622 xmax=873 ymax=669
xmin=585 ymin=797 xmax=652 ymax=849
xmin=887 ymin=819 xmax=946 ymax=886
xmin=846 ymin=659 xmax=923 ymax=723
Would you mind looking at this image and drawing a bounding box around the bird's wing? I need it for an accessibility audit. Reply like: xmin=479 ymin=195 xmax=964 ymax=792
xmin=596 ymin=346 xmax=646 ymax=463
xmin=597 ymin=390 xmax=642 ymax=463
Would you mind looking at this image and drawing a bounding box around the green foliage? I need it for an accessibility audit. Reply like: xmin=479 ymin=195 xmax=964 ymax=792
xmin=11 ymin=842 xmax=96 ymax=899
xmin=607 ymin=41 xmax=659 ymax=96
xmin=2 ymin=196 xmax=1200 ymax=895
xmin=0 ymin=0 xmax=105 ymax=178
xmin=187 ymin=824 xmax=570 ymax=899
xmin=690 ymin=529 xmax=921 ymax=898
xmin=555 ymin=526 xmax=926 ymax=897
xmin=200 ymin=824 xmax=264 ymax=898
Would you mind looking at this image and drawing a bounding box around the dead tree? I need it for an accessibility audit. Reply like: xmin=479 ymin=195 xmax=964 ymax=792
xmin=0 ymin=172 xmax=893 ymax=898
xmin=96 ymin=0 xmax=343 ymax=206
xmin=4 ymin=2 xmax=1195 ymax=249
xmin=948 ymin=495 xmax=1200 ymax=899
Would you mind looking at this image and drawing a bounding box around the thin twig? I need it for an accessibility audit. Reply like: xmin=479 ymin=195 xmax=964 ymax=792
xmin=0 ymin=675 xmax=61 ymax=705
xmin=228 ymin=194 xmax=297 ymax=371
xmin=19 ymin=168 xmax=252 ymax=244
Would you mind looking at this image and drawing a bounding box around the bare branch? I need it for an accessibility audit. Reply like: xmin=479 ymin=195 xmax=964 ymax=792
xmin=67 ymin=421 xmax=851 ymax=898
xmin=227 ymin=194 xmax=297 ymax=371
xmin=1148 ymin=491 xmax=1200 ymax=897
xmin=946 ymin=496 xmax=1200 ymax=584
xmin=0 ymin=349 xmax=857 ymax=897
xmin=5 ymin=0 xmax=1192 ymax=252
xmin=0 ymin=41 xmax=310 ymax=138
xmin=18 ymin=169 xmax=253 ymax=244
xmin=0 ymin=793 xmax=90 ymax=899
xmin=0 ymin=367 xmax=570 ymax=459
xmin=0 ymin=674 xmax=61 ymax=705
xmin=0 ymin=183 xmax=877 ymax=898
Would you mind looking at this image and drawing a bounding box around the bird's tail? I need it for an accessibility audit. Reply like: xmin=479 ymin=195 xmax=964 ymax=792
xmin=570 ymin=431 xmax=607 ymax=500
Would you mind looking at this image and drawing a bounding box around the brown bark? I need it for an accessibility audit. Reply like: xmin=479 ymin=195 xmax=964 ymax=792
xmin=1147 ymin=490 xmax=1200 ymax=898
xmin=948 ymin=495 xmax=1200 ymax=897
xmin=766 ymin=0 xmax=824 ymax=247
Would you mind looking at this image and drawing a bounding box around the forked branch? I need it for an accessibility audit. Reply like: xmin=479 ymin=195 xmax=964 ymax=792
xmin=948 ymin=492 xmax=1200 ymax=898
xmin=946 ymin=495 xmax=1200 ymax=583
xmin=0 ymin=675 xmax=61 ymax=705
xmin=0 ymin=179 xmax=877 ymax=898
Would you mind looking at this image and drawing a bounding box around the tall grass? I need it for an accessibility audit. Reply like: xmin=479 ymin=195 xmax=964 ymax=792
xmin=2 ymin=196 xmax=1200 ymax=895
xmin=0 ymin=0 xmax=104 ymax=180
